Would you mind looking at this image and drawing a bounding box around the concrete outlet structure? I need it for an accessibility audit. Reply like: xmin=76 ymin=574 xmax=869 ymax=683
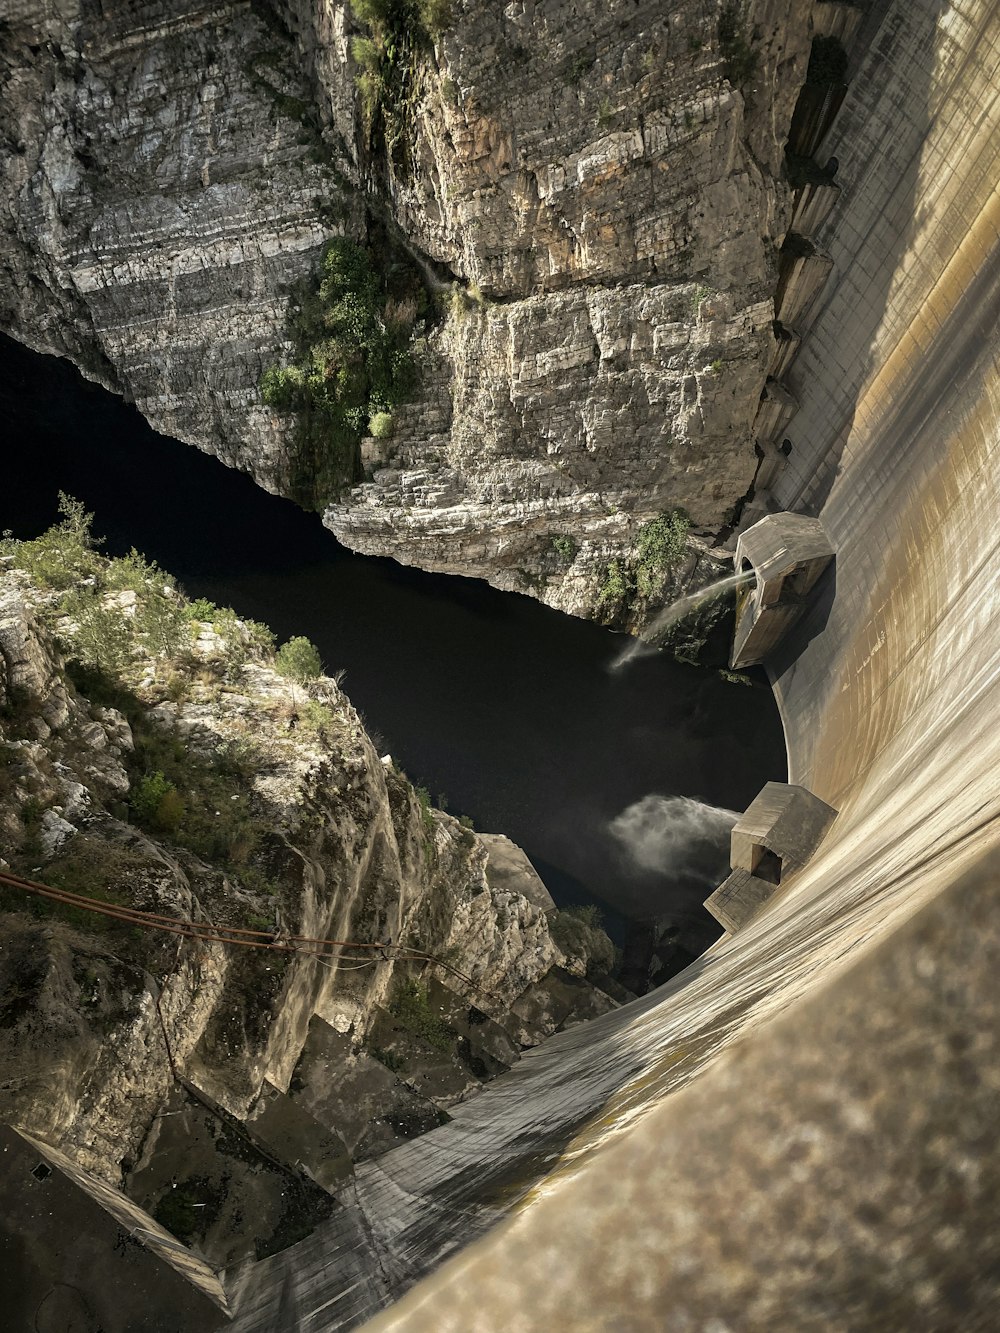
xmin=730 ymin=513 xmax=835 ymax=668
xmin=705 ymin=783 xmax=837 ymax=933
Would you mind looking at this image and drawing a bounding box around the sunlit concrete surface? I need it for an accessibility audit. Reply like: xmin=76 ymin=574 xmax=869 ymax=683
xmin=228 ymin=2 xmax=1000 ymax=1326
xmin=365 ymin=848 xmax=1000 ymax=1332
xmin=730 ymin=513 xmax=834 ymax=667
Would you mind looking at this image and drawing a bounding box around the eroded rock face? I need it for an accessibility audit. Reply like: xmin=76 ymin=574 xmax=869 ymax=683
xmin=369 ymin=0 xmax=807 ymax=298
xmin=0 ymin=570 xmax=615 ymax=1202
xmin=325 ymin=0 xmax=812 ymax=613
xmin=326 ymin=282 xmax=776 ymax=613
xmin=1 ymin=0 xmax=812 ymax=617
xmin=0 ymin=573 xmax=71 ymax=734
xmin=0 ymin=1 xmax=361 ymax=490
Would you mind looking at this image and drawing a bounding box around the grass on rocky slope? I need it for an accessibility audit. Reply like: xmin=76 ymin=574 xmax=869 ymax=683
xmin=0 ymin=496 xmax=333 ymax=918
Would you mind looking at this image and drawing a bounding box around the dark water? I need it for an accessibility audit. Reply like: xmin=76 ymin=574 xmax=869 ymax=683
xmin=0 ymin=333 xmax=786 ymax=942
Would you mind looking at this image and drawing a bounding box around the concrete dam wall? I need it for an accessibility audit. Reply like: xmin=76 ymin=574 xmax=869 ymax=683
xmin=223 ymin=1 xmax=1000 ymax=1326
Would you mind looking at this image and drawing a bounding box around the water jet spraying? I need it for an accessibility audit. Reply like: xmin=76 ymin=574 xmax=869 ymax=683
xmin=609 ymin=570 xmax=754 ymax=672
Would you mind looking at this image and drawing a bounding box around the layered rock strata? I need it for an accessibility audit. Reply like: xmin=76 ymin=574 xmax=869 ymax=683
xmin=1 ymin=0 xmax=812 ymax=620
xmin=0 ymin=1 xmax=359 ymax=486
xmin=325 ymin=0 xmax=813 ymax=614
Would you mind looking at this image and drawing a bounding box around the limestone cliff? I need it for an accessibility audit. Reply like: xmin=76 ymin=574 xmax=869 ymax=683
xmin=322 ymin=0 xmax=814 ymax=616
xmin=0 ymin=0 xmax=812 ymax=621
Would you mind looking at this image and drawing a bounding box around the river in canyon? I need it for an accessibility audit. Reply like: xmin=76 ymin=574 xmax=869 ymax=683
xmin=0 ymin=332 xmax=786 ymax=953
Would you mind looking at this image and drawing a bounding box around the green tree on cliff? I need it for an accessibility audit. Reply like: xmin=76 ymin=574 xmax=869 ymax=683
xmin=275 ymin=636 xmax=323 ymax=701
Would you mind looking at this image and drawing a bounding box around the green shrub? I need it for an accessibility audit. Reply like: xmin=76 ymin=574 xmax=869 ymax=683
xmin=597 ymin=558 xmax=631 ymax=608
xmin=105 ymin=548 xmax=160 ymax=592
xmin=369 ymin=410 xmax=394 ymax=439
xmin=259 ymin=237 xmax=422 ymax=506
xmin=350 ymin=33 xmax=381 ymax=73
xmin=413 ymin=784 xmax=435 ymax=835
xmin=300 ymin=699 xmax=337 ymax=737
xmin=564 ymin=903 xmax=603 ymax=929
xmin=418 ymin=0 xmax=451 ymax=38
xmin=135 ymin=593 xmax=191 ymax=661
xmin=71 ymin=600 xmax=133 ymax=676
xmin=187 ymin=597 xmax=220 ymax=622
xmin=1 ymin=493 xmax=102 ymax=590
xmin=635 ymin=510 xmax=690 ymax=596
xmin=131 ymin=771 xmax=185 ymax=832
xmin=350 ymin=0 xmax=394 ymax=25
xmin=356 ymin=67 xmax=384 ymax=124
xmin=689 ymin=282 xmax=713 ymax=314
xmin=549 ymin=904 xmax=616 ymax=974
xmin=245 ymin=619 xmax=277 ymax=657
xmin=260 ymin=365 xmax=302 ymax=410
xmin=275 ymin=636 xmax=323 ymax=687
xmin=128 ymin=724 xmax=261 ymax=866
xmin=551 ymin=534 xmax=578 ymax=565
xmin=456 ymin=813 xmax=475 ymax=849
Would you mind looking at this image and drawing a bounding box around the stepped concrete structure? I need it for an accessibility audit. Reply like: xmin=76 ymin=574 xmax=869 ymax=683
xmin=704 ymin=782 xmax=838 ymax=932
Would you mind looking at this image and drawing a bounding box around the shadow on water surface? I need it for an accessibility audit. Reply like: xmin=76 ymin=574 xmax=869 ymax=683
xmin=0 ymin=332 xmax=786 ymax=941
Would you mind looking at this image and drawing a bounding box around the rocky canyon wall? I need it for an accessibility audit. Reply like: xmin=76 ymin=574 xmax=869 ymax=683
xmin=0 ymin=547 xmax=616 ymax=1258
xmin=0 ymin=0 xmax=360 ymax=484
xmin=1 ymin=0 xmax=813 ymax=618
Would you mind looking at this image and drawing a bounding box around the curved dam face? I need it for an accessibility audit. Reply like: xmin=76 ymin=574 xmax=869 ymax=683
xmin=230 ymin=3 xmax=1000 ymax=1327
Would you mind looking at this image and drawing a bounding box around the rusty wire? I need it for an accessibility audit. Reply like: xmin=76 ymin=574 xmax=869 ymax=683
xmin=0 ymin=867 xmax=484 ymax=993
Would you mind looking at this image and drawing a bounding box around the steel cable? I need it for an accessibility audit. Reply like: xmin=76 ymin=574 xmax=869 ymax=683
xmin=0 ymin=868 xmax=485 ymax=992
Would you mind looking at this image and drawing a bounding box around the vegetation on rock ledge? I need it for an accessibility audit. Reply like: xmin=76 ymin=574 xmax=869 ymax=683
xmin=261 ymin=235 xmax=427 ymax=509
xmin=0 ymin=498 xmax=317 ymax=900
xmin=349 ymin=0 xmax=451 ymax=165
xmin=597 ymin=509 xmax=691 ymax=617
